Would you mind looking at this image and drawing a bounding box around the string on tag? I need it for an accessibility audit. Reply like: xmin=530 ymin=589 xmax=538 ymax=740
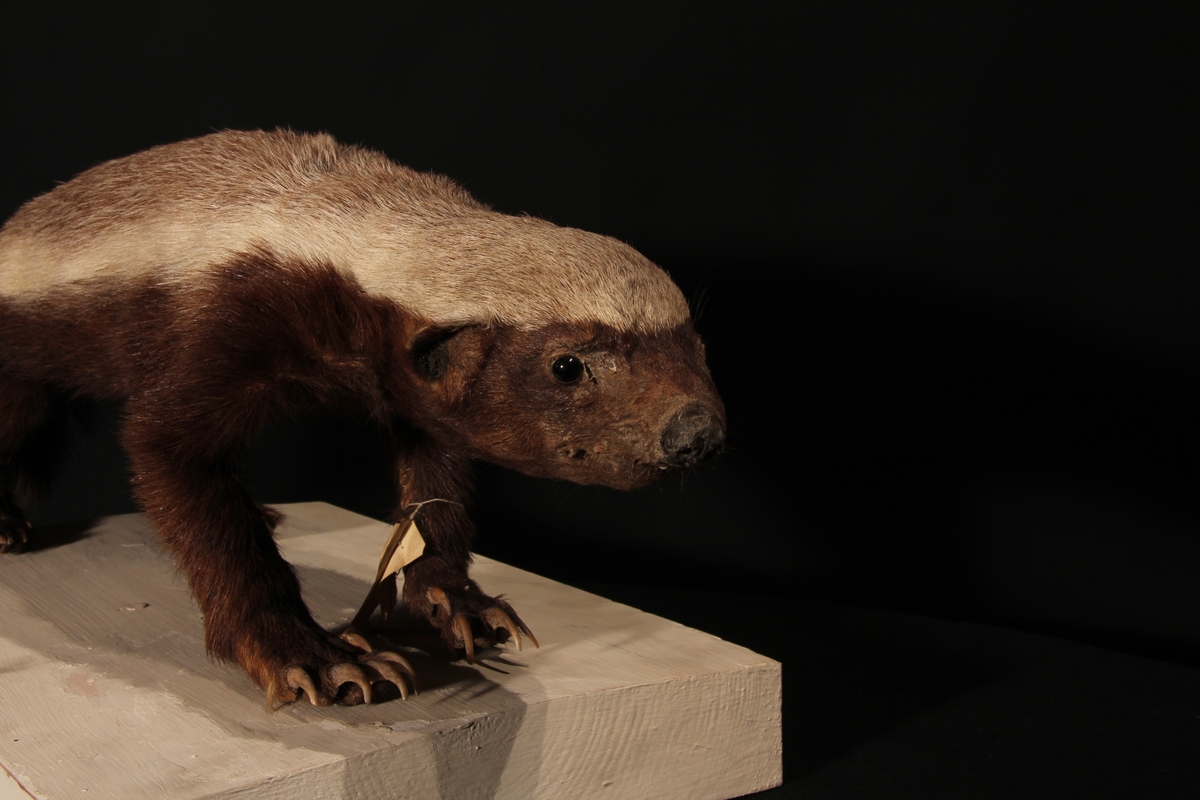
xmin=402 ymin=497 xmax=461 ymax=517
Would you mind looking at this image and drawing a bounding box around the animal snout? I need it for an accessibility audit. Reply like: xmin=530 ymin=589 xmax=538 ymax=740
xmin=660 ymin=405 xmax=725 ymax=468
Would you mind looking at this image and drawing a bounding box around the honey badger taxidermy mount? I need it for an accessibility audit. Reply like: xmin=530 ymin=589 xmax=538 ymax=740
xmin=0 ymin=130 xmax=725 ymax=709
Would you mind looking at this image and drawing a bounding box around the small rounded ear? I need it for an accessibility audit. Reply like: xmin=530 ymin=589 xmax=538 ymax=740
xmin=409 ymin=324 xmax=494 ymax=387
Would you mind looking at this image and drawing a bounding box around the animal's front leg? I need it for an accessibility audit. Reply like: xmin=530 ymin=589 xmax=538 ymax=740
xmin=392 ymin=434 xmax=537 ymax=662
xmin=122 ymin=409 xmax=415 ymax=709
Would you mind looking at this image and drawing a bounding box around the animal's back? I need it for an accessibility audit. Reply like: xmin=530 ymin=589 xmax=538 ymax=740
xmin=0 ymin=130 xmax=689 ymax=333
xmin=0 ymin=130 xmax=478 ymax=298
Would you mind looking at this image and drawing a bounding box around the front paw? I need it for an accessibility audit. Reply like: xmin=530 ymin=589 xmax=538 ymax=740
xmin=0 ymin=505 xmax=31 ymax=554
xmin=420 ymin=585 xmax=538 ymax=664
xmin=245 ymin=628 xmax=418 ymax=711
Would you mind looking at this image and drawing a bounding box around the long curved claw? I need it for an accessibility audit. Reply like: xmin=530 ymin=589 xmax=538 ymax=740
xmin=515 ymin=618 xmax=539 ymax=650
xmin=364 ymin=657 xmax=416 ymax=700
xmin=366 ymin=649 xmax=419 ymax=687
xmin=328 ymin=662 xmax=373 ymax=705
xmin=427 ymin=587 xmax=451 ymax=615
xmin=483 ymin=607 xmax=525 ymax=651
xmin=340 ymin=630 xmax=373 ymax=654
xmin=285 ymin=665 xmax=329 ymax=707
xmin=451 ymin=613 xmax=475 ymax=663
xmin=499 ymin=608 xmax=539 ymax=650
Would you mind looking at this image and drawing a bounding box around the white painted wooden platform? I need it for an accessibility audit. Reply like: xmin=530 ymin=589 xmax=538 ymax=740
xmin=0 ymin=502 xmax=781 ymax=799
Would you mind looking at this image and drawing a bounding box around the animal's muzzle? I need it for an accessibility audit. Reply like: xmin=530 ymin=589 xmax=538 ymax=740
xmin=660 ymin=405 xmax=725 ymax=468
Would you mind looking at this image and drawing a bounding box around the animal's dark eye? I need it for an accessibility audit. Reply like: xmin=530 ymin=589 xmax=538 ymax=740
xmin=551 ymin=354 xmax=585 ymax=384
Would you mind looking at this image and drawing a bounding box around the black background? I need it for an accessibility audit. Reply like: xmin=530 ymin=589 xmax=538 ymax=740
xmin=4 ymin=4 xmax=1197 ymax=796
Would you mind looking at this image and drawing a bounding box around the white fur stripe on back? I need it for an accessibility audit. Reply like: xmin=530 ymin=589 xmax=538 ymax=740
xmin=0 ymin=130 xmax=690 ymax=332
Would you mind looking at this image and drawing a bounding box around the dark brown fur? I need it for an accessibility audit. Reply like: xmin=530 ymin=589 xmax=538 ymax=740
xmin=0 ymin=246 xmax=723 ymax=706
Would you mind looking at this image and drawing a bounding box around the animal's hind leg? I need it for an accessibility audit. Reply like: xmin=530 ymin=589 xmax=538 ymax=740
xmin=0 ymin=376 xmax=63 ymax=553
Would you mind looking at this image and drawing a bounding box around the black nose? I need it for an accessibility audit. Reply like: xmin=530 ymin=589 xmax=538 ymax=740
xmin=660 ymin=406 xmax=725 ymax=468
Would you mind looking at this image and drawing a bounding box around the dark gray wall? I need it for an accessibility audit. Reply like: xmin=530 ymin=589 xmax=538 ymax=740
xmin=4 ymin=4 xmax=1196 ymax=665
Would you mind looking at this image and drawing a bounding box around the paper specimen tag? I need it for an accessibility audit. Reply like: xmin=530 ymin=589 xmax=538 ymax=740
xmin=377 ymin=519 xmax=427 ymax=582
xmin=352 ymin=519 xmax=428 ymax=629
